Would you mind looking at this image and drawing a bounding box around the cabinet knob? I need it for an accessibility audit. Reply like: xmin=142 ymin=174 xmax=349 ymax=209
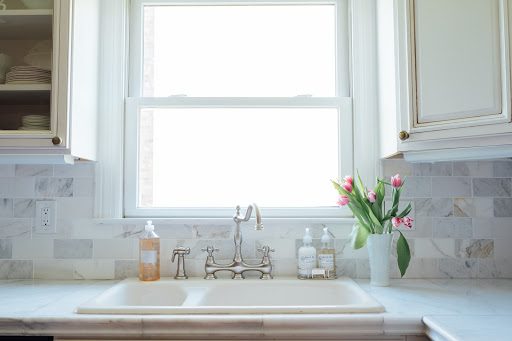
xmin=52 ymin=136 xmax=62 ymax=145
xmin=398 ymin=131 xmax=410 ymax=141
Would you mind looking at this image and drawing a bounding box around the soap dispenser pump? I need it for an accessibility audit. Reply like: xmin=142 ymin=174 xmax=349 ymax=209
xmin=318 ymin=227 xmax=336 ymax=279
xmin=139 ymin=220 xmax=160 ymax=281
xmin=297 ymin=227 xmax=317 ymax=279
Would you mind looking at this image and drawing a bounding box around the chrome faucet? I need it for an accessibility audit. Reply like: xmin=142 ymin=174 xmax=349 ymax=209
xmin=203 ymin=203 xmax=274 ymax=280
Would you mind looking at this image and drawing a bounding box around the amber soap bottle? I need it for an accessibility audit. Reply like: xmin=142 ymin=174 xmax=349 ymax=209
xmin=139 ymin=220 xmax=160 ymax=281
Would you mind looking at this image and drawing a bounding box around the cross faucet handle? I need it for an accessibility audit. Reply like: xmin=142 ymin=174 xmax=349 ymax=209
xmin=257 ymin=245 xmax=275 ymax=257
xmin=171 ymin=247 xmax=190 ymax=262
xmin=201 ymin=246 xmax=219 ymax=257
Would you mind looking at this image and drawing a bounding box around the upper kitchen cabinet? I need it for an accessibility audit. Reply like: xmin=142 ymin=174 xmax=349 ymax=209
xmin=378 ymin=0 xmax=512 ymax=162
xmin=0 ymin=0 xmax=99 ymax=163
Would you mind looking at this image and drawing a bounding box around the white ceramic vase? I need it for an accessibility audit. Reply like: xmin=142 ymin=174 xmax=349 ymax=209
xmin=367 ymin=233 xmax=393 ymax=286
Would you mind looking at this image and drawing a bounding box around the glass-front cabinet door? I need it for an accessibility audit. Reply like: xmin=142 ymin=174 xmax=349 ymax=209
xmin=0 ymin=0 xmax=69 ymax=149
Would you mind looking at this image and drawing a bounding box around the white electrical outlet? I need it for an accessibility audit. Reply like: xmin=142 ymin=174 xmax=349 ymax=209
xmin=35 ymin=200 xmax=56 ymax=234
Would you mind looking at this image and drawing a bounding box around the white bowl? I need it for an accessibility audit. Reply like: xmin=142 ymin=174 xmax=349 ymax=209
xmin=20 ymin=0 xmax=53 ymax=9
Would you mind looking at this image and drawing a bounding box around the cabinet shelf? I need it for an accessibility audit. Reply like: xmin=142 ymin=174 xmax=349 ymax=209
xmin=0 ymin=10 xmax=53 ymax=40
xmin=0 ymin=84 xmax=51 ymax=103
xmin=0 ymin=84 xmax=51 ymax=91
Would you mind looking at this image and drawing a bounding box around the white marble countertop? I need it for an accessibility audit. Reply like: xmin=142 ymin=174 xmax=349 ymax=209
xmin=0 ymin=278 xmax=510 ymax=340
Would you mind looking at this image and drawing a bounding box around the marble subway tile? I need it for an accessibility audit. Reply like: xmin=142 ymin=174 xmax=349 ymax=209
xmin=54 ymin=239 xmax=93 ymax=259
xmin=256 ymin=239 xmax=295 ymax=260
xmin=191 ymin=224 xmax=232 ymax=239
xmin=0 ymin=260 xmax=33 ymax=279
xmin=0 ymin=239 xmax=12 ymax=258
xmin=35 ymin=178 xmax=73 ymax=197
xmin=415 ymin=198 xmax=453 ymax=217
xmin=478 ymin=259 xmax=512 ymax=278
xmin=413 ymin=238 xmax=455 ymax=258
xmin=473 ymin=178 xmax=512 ymax=197
xmin=382 ymin=159 xmax=413 ymax=177
xmin=13 ymin=199 xmax=35 ymax=218
xmin=271 ymin=258 xmax=297 ymax=277
xmin=432 ymin=177 xmax=471 ymax=198
xmin=439 ymin=258 xmax=478 ymax=278
xmin=0 ymin=219 xmax=31 ymax=239
xmin=453 ymin=161 xmax=494 ymax=177
xmin=114 ymin=259 xmax=138 ymax=279
xmin=401 ymin=177 xmax=432 ymax=198
xmin=494 ymin=198 xmax=512 ymax=217
xmin=54 ymin=162 xmax=95 ymax=177
xmin=432 ymin=218 xmax=472 ymax=238
xmin=73 ymin=260 xmax=115 ymax=280
xmin=401 ymin=258 xmax=441 ymax=278
xmin=413 ymin=162 xmax=452 ymax=176
xmin=494 ymin=239 xmax=512 ymax=259
xmin=335 ymin=259 xmax=357 ymax=278
xmin=404 ymin=217 xmax=433 ymax=238
xmin=15 ymin=165 xmax=53 ymax=177
xmin=73 ymin=178 xmax=95 ymax=197
xmin=456 ymin=239 xmax=494 ymax=258
xmin=33 ymin=259 xmax=74 ymax=279
xmin=9 ymin=177 xmax=36 ymax=197
xmin=473 ymin=217 xmax=512 ymax=239
xmin=12 ymin=239 xmax=53 ymax=259
xmin=493 ymin=161 xmax=512 ymax=177
xmin=0 ymin=198 xmax=13 ymax=217
xmin=93 ymin=239 xmax=137 ymax=259
xmin=140 ymin=224 xmax=193 ymax=239
xmin=454 ymin=198 xmax=494 ymax=218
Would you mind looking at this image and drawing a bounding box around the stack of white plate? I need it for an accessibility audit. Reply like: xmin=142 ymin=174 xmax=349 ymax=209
xmin=19 ymin=115 xmax=50 ymax=130
xmin=5 ymin=66 xmax=51 ymax=84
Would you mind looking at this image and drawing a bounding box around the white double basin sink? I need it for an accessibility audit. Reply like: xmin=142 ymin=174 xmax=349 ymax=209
xmin=76 ymin=277 xmax=384 ymax=314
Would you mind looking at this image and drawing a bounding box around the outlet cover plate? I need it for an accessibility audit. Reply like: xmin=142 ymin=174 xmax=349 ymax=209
xmin=35 ymin=200 xmax=56 ymax=234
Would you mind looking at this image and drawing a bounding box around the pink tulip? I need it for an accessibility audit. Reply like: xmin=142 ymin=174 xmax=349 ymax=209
xmin=367 ymin=190 xmax=377 ymax=203
xmin=337 ymin=195 xmax=350 ymax=206
xmin=342 ymin=182 xmax=353 ymax=193
xmin=343 ymin=175 xmax=353 ymax=185
xmin=403 ymin=216 xmax=414 ymax=228
xmin=391 ymin=217 xmax=403 ymax=227
xmin=391 ymin=174 xmax=402 ymax=188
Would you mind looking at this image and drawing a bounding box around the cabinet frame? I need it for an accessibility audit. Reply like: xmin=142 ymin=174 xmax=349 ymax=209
xmin=0 ymin=0 xmax=71 ymax=151
xmin=395 ymin=0 xmax=512 ymax=149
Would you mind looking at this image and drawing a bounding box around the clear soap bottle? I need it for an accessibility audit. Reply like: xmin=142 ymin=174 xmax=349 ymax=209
xmin=318 ymin=227 xmax=336 ymax=279
xmin=297 ymin=228 xmax=317 ymax=279
xmin=139 ymin=220 xmax=160 ymax=281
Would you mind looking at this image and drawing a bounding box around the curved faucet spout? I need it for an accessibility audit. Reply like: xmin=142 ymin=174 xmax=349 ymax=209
xmin=233 ymin=203 xmax=263 ymax=230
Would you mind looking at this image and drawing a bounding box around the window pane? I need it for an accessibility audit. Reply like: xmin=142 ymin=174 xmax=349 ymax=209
xmin=138 ymin=108 xmax=340 ymax=207
xmin=143 ymin=5 xmax=336 ymax=97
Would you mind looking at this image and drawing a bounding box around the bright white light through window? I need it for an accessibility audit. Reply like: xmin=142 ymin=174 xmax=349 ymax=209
xmin=143 ymin=5 xmax=336 ymax=97
xmin=138 ymin=108 xmax=340 ymax=208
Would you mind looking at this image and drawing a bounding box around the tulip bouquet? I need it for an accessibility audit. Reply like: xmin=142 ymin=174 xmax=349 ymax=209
xmin=332 ymin=174 xmax=412 ymax=277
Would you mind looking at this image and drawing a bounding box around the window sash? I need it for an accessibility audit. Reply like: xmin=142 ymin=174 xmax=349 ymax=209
xmin=129 ymin=0 xmax=350 ymax=98
xmin=124 ymin=97 xmax=353 ymax=218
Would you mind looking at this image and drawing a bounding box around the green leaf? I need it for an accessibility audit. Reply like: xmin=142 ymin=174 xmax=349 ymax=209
xmin=350 ymin=223 xmax=370 ymax=249
xmin=397 ymin=203 xmax=412 ymax=218
xmin=396 ymin=230 xmax=411 ymax=277
xmin=367 ymin=206 xmax=384 ymax=234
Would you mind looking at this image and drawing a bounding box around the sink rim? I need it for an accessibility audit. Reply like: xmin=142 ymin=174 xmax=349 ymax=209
xmin=76 ymin=276 xmax=385 ymax=315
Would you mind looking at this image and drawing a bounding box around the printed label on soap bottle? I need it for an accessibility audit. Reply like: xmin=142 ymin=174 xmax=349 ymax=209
xmin=140 ymin=250 xmax=157 ymax=264
xmin=298 ymin=254 xmax=316 ymax=276
xmin=318 ymin=253 xmax=335 ymax=271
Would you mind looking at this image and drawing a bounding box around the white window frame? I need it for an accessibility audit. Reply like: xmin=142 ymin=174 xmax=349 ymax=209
xmin=94 ymin=0 xmax=380 ymax=220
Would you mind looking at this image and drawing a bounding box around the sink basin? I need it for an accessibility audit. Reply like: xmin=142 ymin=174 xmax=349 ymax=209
xmin=76 ymin=277 xmax=384 ymax=314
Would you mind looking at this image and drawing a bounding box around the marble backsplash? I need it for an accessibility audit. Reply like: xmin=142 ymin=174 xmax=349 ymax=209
xmin=0 ymin=159 xmax=511 ymax=280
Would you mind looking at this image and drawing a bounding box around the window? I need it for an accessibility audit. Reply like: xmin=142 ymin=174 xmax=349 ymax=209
xmin=125 ymin=0 xmax=352 ymax=217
